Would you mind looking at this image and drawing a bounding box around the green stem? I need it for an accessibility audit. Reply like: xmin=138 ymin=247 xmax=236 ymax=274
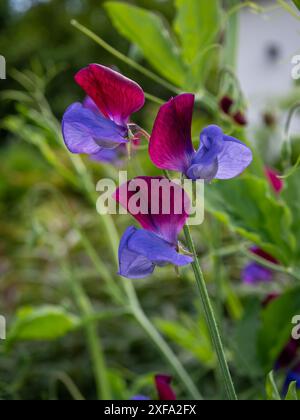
xmin=276 ymin=0 xmax=300 ymax=20
xmin=281 ymin=102 xmax=300 ymax=171
xmin=71 ymin=20 xmax=181 ymax=95
xmin=70 ymin=20 xmax=218 ymax=115
xmin=224 ymin=0 xmax=240 ymax=70
xmin=144 ymin=92 xmax=165 ymax=105
xmin=51 ymin=372 xmax=86 ymax=401
xmin=183 ymin=224 xmax=238 ymax=401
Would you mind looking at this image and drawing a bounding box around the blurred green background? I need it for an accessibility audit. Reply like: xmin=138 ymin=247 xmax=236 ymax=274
xmin=0 ymin=0 xmax=300 ymax=401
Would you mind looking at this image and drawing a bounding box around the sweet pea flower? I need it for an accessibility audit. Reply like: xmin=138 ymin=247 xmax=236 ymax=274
xmin=265 ymin=167 xmax=284 ymax=194
xmin=155 ymin=375 xmax=177 ymax=400
xmin=263 ymin=297 xmax=300 ymax=396
xmin=283 ymin=368 xmax=300 ymax=395
xmin=277 ymin=340 xmax=300 ymax=396
xmin=219 ymin=96 xmax=248 ymax=126
xmin=149 ymin=94 xmax=252 ymax=181
xmin=242 ymin=247 xmax=278 ymax=285
xmin=62 ymin=64 xmax=145 ymax=158
xmin=132 ymin=375 xmax=176 ymax=401
xmin=114 ymin=176 xmax=193 ymax=279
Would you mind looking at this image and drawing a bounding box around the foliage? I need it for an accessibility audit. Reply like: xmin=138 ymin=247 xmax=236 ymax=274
xmin=1 ymin=0 xmax=300 ymax=401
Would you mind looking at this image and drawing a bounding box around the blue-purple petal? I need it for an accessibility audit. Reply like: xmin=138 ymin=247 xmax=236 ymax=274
xmin=242 ymin=262 xmax=273 ymax=285
xmin=131 ymin=395 xmax=151 ymax=401
xmin=215 ymin=135 xmax=253 ymax=180
xmin=62 ymin=102 xmax=128 ymax=155
xmin=90 ymin=144 xmax=127 ymax=165
xmin=82 ymin=96 xmax=102 ymax=116
xmin=118 ymin=227 xmax=155 ymax=280
xmin=118 ymin=227 xmax=193 ymax=279
xmin=283 ymin=371 xmax=300 ymax=396
xmin=185 ymin=125 xmax=252 ymax=181
xmin=187 ymin=146 xmax=219 ymax=181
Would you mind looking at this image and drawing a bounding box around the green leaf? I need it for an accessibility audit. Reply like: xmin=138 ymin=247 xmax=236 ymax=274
xmin=174 ymin=0 xmax=221 ymax=89
xmin=105 ymin=2 xmax=186 ymax=86
xmin=258 ymin=287 xmax=300 ymax=370
xmin=232 ymin=299 xmax=263 ymax=378
xmin=205 ymin=175 xmax=295 ymax=264
xmin=292 ymin=1 xmax=300 ymax=11
xmin=8 ymin=305 xmax=80 ymax=343
xmin=282 ymin=170 xmax=300 ymax=259
xmin=156 ymin=316 xmax=216 ymax=368
xmin=266 ymin=371 xmax=281 ymax=401
xmin=285 ymin=382 xmax=299 ymax=400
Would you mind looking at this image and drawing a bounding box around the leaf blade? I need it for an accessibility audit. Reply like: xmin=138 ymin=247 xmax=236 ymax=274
xmin=105 ymin=1 xmax=186 ymax=87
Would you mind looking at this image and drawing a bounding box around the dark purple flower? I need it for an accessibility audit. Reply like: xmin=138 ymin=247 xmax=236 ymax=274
xmin=219 ymin=96 xmax=234 ymax=115
xmin=219 ymin=96 xmax=248 ymax=126
xmin=232 ymin=111 xmax=248 ymax=127
xmin=62 ymin=64 xmax=145 ymax=158
xmin=283 ymin=369 xmax=300 ymax=396
xmin=277 ymin=340 xmax=299 ymax=369
xmin=242 ymin=247 xmax=279 ymax=285
xmin=149 ymin=94 xmax=252 ymax=181
xmin=262 ymin=293 xmax=280 ymax=307
xmin=114 ymin=176 xmax=193 ymax=279
xmin=131 ymin=395 xmax=150 ymax=401
xmin=265 ymin=167 xmax=284 ymax=194
xmin=155 ymin=375 xmax=177 ymax=400
xmin=242 ymin=262 xmax=273 ymax=285
xmin=132 ymin=375 xmax=176 ymax=401
xmin=276 ymin=340 xmax=300 ymax=396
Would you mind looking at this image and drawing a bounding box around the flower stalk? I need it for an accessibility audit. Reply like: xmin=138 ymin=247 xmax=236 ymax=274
xmin=183 ymin=224 xmax=238 ymax=401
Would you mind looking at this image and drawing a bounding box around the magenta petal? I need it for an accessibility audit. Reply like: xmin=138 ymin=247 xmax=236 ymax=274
xmin=265 ymin=167 xmax=284 ymax=194
xmin=250 ymin=247 xmax=278 ymax=265
xmin=114 ymin=176 xmax=190 ymax=244
xmin=75 ymin=64 xmax=145 ymax=126
xmin=155 ymin=375 xmax=176 ymax=400
xmin=149 ymin=94 xmax=195 ymax=172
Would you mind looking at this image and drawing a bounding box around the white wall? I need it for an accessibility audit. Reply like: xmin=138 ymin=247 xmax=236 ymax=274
xmin=237 ymin=0 xmax=300 ymax=125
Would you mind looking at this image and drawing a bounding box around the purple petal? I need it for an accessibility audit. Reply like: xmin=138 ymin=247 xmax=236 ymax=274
xmin=215 ymin=134 xmax=253 ymax=180
xmin=90 ymin=144 xmax=127 ymax=165
xmin=283 ymin=370 xmax=300 ymax=396
xmin=114 ymin=177 xmax=190 ymax=244
xmin=250 ymin=247 xmax=278 ymax=265
xmin=118 ymin=227 xmax=155 ymax=279
xmin=155 ymin=375 xmax=176 ymax=401
xmin=242 ymin=262 xmax=273 ymax=285
xmin=149 ymin=94 xmax=195 ymax=172
xmin=82 ymin=96 xmax=102 ymax=116
xmin=186 ymin=125 xmax=252 ymax=180
xmin=75 ymin=64 xmax=145 ymax=126
xmin=131 ymin=395 xmax=150 ymax=401
xmin=187 ymin=126 xmax=224 ymax=181
xmin=118 ymin=227 xmax=193 ymax=279
xmin=62 ymin=103 xmax=128 ymax=154
xmin=276 ymin=339 xmax=299 ymax=369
